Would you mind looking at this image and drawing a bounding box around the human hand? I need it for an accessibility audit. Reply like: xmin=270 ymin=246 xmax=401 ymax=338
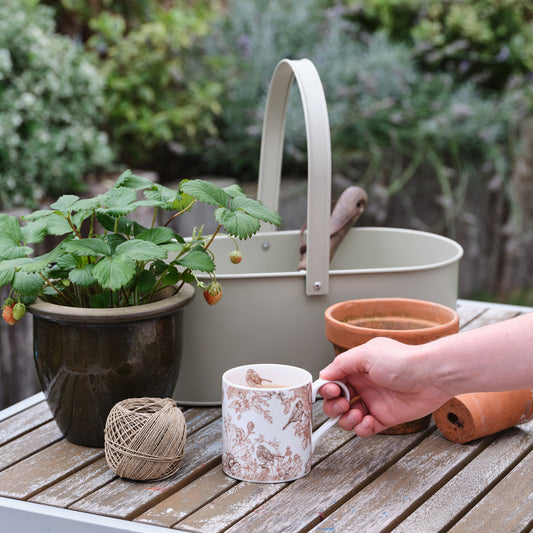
xmin=319 ymin=337 xmax=452 ymax=437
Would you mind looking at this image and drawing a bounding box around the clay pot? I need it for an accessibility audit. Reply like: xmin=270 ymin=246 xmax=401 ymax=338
xmin=324 ymin=297 xmax=459 ymax=434
xmin=433 ymin=389 xmax=533 ymax=443
xmin=29 ymin=284 xmax=195 ymax=448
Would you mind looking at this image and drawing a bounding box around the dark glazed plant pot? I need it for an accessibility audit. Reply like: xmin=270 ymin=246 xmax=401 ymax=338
xmin=325 ymin=298 xmax=459 ymax=434
xmin=29 ymin=284 xmax=195 ymax=448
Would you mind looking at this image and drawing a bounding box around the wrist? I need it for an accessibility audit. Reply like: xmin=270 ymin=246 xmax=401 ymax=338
xmin=415 ymin=336 xmax=465 ymax=400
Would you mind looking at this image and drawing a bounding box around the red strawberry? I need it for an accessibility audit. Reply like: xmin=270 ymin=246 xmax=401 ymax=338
xmin=229 ymin=250 xmax=243 ymax=264
xmin=2 ymin=301 xmax=16 ymax=326
xmin=203 ymin=281 xmax=222 ymax=305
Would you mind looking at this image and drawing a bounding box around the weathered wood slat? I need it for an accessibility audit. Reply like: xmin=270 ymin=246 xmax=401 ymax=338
xmin=0 ymin=420 xmax=63 ymax=472
xmin=0 ymin=440 xmax=103 ymax=500
xmin=459 ymin=307 xmax=519 ymax=331
xmin=135 ymin=465 xmax=237 ymax=528
xmin=448 ymin=448 xmax=533 ymax=533
xmin=29 ymin=457 xmax=115 ymax=508
xmin=310 ymin=430 xmax=492 ymax=532
xmin=456 ymin=301 xmax=487 ymax=329
xmin=134 ymin=402 xmax=330 ymax=529
xmin=179 ymin=478 xmax=285 ymax=533
xmin=213 ymin=429 xmax=433 ymax=533
xmin=392 ymin=420 xmax=533 ymax=532
xmin=175 ymin=423 xmax=355 ymax=533
xmin=70 ymin=418 xmax=223 ymax=520
xmin=0 ymin=401 xmax=52 ymax=446
xmin=183 ymin=408 xmax=220 ymax=434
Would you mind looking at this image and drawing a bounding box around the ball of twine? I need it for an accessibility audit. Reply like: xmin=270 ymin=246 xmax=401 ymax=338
xmin=104 ymin=397 xmax=187 ymax=481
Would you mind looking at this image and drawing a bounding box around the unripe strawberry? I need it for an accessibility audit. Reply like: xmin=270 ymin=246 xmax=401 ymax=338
xmin=229 ymin=250 xmax=243 ymax=264
xmin=203 ymin=281 xmax=222 ymax=305
xmin=12 ymin=302 xmax=26 ymax=321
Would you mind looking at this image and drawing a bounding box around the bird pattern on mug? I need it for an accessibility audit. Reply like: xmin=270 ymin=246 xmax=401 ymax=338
xmin=222 ymin=384 xmax=312 ymax=482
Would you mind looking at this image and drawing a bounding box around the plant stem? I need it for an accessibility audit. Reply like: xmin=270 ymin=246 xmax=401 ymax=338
xmin=204 ymin=224 xmax=222 ymax=252
xmin=39 ymin=274 xmax=76 ymax=306
xmin=163 ymin=199 xmax=196 ymax=227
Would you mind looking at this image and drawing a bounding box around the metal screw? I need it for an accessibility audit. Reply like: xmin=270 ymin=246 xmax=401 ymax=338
xmin=261 ymin=242 xmax=270 ymax=251
xmin=313 ymin=281 xmax=322 ymax=291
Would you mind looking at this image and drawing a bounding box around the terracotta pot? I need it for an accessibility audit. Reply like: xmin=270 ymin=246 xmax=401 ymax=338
xmin=324 ymin=297 xmax=459 ymax=434
xmin=433 ymin=389 xmax=533 ymax=443
xmin=29 ymin=284 xmax=195 ymax=448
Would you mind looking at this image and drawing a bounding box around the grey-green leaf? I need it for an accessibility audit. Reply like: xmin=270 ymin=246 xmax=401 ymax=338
xmin=115 ymin=239 xmax=167 ymax=261
xmin=64 ymin=238 xmax=112 ymax=257
xmin=92 ymin=255 xmax=136 ymax=290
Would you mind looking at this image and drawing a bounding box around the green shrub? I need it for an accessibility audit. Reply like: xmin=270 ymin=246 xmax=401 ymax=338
xmin=84 ymin=1 xmax=224 ymax=174
xmin=0 ymin=0 xmax=113 ymax=209
xmin=201 ymin=0 xmax=527 ymax=235
xmin=340 ymin=0 xmax=533 ymax=91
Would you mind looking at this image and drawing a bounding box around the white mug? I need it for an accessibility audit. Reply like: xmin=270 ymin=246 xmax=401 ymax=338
xmin=222 ymin=363 xmax=350 ymax=483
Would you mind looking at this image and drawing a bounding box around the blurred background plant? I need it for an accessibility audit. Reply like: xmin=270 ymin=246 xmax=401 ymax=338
xmin=0 ymin=0 xmax=112 ymax=210
xmin=2 ymin=0 xmax=533 ymax=300
xmin=45 ymin=0 xmax=224 ymax=178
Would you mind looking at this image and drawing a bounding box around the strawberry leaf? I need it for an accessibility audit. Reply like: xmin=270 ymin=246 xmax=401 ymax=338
xmin=64 ymin=238 xmax=112 ymax=257
xmin=115 ymin=239 xmax=167 ymax=261
xmin=214 ymin=208 xmax=261 ymax=239
xmin=137 ymin=270 xmax=156 ymax=293
xmin=114 ymin=169 xmax=154 ymax=190
xmin=12 ymin=271 xmax=45 ymax=296
xmin=68 ymin=265 xmax=96 ymax=287
xmin=177 ymin=246 xmax=215 ymax=272
xmin=21 ymin=220 xmax=47 ymax=244
xmin=181 ymin=180 xmax=230 ymax=208
xmin=229 ymin=196 xmax=282 ymax=225
xmin=92 ymin=255 xmax=136 ymax=290
xmin=98 ymin=188 xmax=138 ymax=216
xmin=137 ymin=227 xmax=175 ymax=245
xmin=50 ymin=195 xmax=80 ymax=212
xmin=0 ymin=214 xmax=22 ymax=242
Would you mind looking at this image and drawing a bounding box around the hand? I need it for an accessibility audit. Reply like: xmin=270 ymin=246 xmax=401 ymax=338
xmin=319 ymin=337 xmax=451 ymax=437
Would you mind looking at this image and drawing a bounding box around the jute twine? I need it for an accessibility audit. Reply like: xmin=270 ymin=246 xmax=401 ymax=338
xmin=104 ymin=397 xmax=187 ymax=481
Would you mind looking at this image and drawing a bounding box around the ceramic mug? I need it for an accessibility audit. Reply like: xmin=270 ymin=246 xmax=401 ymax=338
xmin=221 ymin=363 xmax=350 ymax=483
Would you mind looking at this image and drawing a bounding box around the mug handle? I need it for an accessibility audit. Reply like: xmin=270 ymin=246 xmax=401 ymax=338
xmin=311 ymin=378 xmax=351 ymax=451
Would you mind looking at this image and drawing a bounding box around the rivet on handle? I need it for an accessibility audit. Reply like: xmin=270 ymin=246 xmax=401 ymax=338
xmin=313 ymin=282 xmax=322 ymax=291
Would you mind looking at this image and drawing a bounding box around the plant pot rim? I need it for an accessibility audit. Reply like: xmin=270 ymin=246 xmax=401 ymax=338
xmin=325 ymin=297 xmax=459 ymax=340
xmin=28 ymin=283 xmax=195 ymax=324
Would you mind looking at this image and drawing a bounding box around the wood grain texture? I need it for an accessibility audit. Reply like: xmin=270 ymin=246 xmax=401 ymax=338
xmin=311 ymin=430 xmax=491 ymax=532
xmin=393 ymin=420 xmax=533 ymax=532
xmin=221 ymin=429 xmax=432 ymax=533
xmin=70 ymin=418 xmax=223 ymax=519
xmin=459 ymin=306 xmax=519 ymax=331
xmin=135 ymin=465 xmax=237 ymax=528
xmin=176 ymin=423 xmax=355 ymax=533
xmin=448 ymin=448 xmax=533 ymax=533
xmin=29 ymin=458 xmax=115 ymax=508
xmin=0 ymin=420 xmax=62 ymax=472
xmin=0 ymin=401 xmax=52 ymax=446
xmin=0 ymin=439 xmax=103 ymax=499
xmin=0 ymin=301 xmax=529 ymax=533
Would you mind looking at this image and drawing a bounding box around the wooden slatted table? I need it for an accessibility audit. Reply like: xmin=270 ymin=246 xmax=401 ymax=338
xmin=0 ymin=299 xmax=532 ymax=533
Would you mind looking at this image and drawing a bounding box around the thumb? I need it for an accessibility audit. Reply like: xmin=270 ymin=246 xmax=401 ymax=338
xmin=319 ymin=348 xmax=367 ymax=381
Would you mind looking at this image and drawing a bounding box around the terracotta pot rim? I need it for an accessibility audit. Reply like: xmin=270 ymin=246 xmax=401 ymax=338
xmin=325 ymin=297 xmax=459 ymax=339
xmin=28 ymin=283 xmax=195 ymax=324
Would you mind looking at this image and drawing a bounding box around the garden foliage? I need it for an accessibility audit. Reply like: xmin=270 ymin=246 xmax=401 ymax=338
xmin=199 ymin=0 xmax=528 ymax=234
xmin=0 ymin=0 xmax=112 ymax=209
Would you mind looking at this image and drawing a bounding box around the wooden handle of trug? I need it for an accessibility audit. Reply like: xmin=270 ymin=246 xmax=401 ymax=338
xmin=298 ymin=186 xmax=367 ymax=270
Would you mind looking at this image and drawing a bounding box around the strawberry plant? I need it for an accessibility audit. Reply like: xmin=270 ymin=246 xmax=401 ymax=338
xmin=0 ymin=170 xmax=281 ymax=311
